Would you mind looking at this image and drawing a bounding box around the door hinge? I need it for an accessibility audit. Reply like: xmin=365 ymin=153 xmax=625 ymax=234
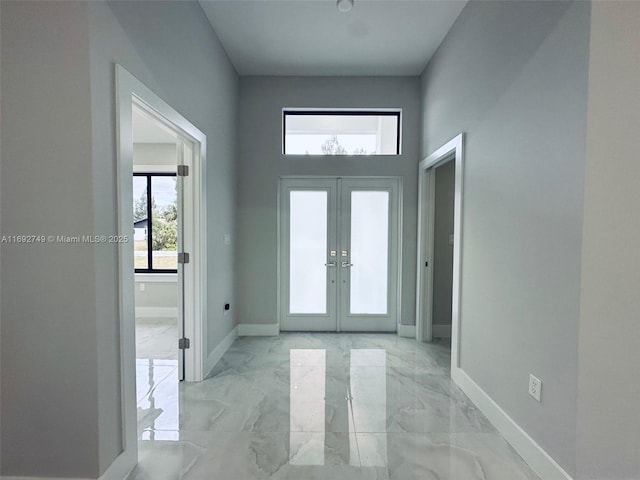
xmin=178 ymin=337 xmax=190 ymax=350
xmin=178 ymin=252 xmax=190 ymax=264
xmin=177 ymin=165 xmax=189 ymax=176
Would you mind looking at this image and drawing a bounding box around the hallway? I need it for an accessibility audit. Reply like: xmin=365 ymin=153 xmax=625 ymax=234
xmin=132 ymin=334 xmax=538 ymax=479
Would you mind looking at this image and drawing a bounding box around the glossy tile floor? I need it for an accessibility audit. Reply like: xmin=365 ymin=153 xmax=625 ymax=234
xmin=136 ymin=316 xmax=178 ymax=360
xmin=131 ymin=334 xmax=539 ymax=480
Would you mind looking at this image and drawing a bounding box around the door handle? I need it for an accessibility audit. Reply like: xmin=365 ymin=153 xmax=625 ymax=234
xmin=341 ymin=261 xmax=354 ymax=268
xmin=325 ymin=262 xmax=337 ymax=267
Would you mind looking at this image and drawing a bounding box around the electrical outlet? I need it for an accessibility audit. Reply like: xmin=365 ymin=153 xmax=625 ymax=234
xmin=528 ymin=374 xmax=542 ymax=402
xmin=139 ymin=282 xmax=145 ymax=292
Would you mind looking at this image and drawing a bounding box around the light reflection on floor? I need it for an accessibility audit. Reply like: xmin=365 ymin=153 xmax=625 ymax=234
xmin=131 ymin=333 xmax=540 ymax=480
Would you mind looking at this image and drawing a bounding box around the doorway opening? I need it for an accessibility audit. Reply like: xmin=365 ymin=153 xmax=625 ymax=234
xmin=132 ymin=106 xmax=183 ymax=385
xmin=415 ymin=134 xmax=464 ymax=367
xmin=279 ymin=176 xmax=402 ymax=332
xmin=116 ymin=65 xmax=207 ymax=468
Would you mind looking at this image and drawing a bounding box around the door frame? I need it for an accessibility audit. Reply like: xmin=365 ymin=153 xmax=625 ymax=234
xmin=415 ymin=134 xmax=464 ymax=365
xmin=278 ymin=175 xmax=402 ymax=333
xmin=115 ymin=64 xmax=208 ymax=468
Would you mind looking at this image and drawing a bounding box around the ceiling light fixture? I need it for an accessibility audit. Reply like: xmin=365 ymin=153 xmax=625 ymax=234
xmin=336 ymin=0 xmax=354 ymax=13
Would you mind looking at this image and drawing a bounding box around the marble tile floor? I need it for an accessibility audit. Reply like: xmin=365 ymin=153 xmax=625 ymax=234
xmin=130 ymin=333 xmax=539 ymax=480
xmin=136 ymin=316 xmax=179 ymax=361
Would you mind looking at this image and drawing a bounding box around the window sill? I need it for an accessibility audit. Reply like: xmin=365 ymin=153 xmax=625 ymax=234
xmin=134 ymin=273 xmax=177 ymax=283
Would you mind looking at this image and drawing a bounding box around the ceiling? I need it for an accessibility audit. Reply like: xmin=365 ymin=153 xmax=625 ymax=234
xmin=132 ymin=107 xmax=178 ymax=144
xmin=198 ymin=0 xmax=467 ymax=76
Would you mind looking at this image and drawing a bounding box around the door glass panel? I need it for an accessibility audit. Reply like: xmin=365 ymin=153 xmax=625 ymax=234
xmin=350 ymin=191 xmax=389 ymax=314
xmin=290 ymin=191 xmax=328 ymax=314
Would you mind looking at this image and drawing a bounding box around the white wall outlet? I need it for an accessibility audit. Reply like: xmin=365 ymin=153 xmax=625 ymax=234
xmin=223 ymin=233 xmax=232 ymax=245
xmin=528 ymin=374 xmax=542 ymax=402
xmin=139 ymin=282 xmax=145 ymax=292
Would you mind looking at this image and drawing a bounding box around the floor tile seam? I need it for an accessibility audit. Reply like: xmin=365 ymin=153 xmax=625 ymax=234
xmin=139 ymin=363 xmax=179 ymax=385
xmin=345 ymin=388 xmax=364 ymax=467
xmin=136 ymin=368 xmax=179 ymax=406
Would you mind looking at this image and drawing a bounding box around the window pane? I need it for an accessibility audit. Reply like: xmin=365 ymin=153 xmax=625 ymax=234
xmin=133 ymin=176 xmax=149 ymax=270
xmin=284 ymin=112 xmax=399 ymax=155
xmin=350 ymin=191 xmax=389 ymax=314
xmin=151 ymin=176 xmax=178 ymax=271
xmin=289 ymin=191 xmax=328 ymax=314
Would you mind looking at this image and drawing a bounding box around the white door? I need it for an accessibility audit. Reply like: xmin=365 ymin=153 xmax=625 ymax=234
xmin=280 ymin=177 xmax=400 ymax=332
xmin=176 ymin=141 xmax=187 ymax=380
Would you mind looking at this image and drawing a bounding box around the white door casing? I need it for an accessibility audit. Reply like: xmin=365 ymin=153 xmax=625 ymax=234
xmin=115 ymin=64 xmax=207 ymax=476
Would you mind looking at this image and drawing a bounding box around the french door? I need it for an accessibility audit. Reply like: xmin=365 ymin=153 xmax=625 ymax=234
xmin=280 ymin=177 xmax=401 ymax=332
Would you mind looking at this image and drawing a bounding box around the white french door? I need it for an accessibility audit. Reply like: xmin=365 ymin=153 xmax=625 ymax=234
xmin=280 ymin=177 xmax=401 ymax=332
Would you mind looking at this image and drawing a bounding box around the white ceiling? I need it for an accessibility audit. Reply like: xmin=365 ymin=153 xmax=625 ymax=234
xmin=132 ymin=107 xmax=178 ymax=144
xmin=198 ymin=0 xmax=467 ymax=76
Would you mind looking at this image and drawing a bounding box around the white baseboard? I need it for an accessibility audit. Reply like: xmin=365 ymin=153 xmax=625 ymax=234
xmin=397 ymin=323 xmax=416 ymax=338
xmin=204 ymin=326 xmax=238 ymax=377
xmin=432 ymin=324 xmax=452 ymax=338
xmin=451 ymin=367 xmax=573 ymax=480
xmin=237 ymin=323 xmax=280 ymax=336
xmin=135 ymin=307 xmax=178 ymax=318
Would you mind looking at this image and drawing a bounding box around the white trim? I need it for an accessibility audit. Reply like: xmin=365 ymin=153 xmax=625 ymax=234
xmin=115 ymin=64 xmax=208 ymax=475
xmin=451 ymin=367 xmax=573 ymax=480
xmin=432 ymin=324 xmax=452 ymax=338
xmin=135 ymin=273 xmax=177 ymax=283
xmin=135 ymin=307 xmax=178 ymax=318
xmin=237 ymin=323 xmax=280 ymax=336
xmin=415 ymin=133 xmax=464 ymax=373
xmin=397 ymin=323 xmax=416 ymax=338
xmin=117 ymin=64 xmax=207 ymax=384
xmin=204 ymin=326 xmax=238 ymax=377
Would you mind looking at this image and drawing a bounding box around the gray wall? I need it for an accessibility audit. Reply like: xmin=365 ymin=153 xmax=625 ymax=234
xmin=135 ymin=280 xmax=177 ymax=310
xmin=420 ymin=1 xmax=590 ymax=475
xmin=432 ymin=160 xmax=455 ymax=328
xmin=1 ymin=1 xmax=239 ymax=476
xmin=237 ymin=76 xmax=420 ymax=327
xmin=576 ymin=2 xmax=640 ymax=478
xmin=1 ymin=2 xmax=100 ymax=476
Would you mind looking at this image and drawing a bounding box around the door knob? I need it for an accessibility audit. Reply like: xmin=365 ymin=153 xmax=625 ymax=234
xmin=341 ymin=261 xmax=354 ymax=268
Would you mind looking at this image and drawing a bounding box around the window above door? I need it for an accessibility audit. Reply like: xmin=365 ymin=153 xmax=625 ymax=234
xmin=283 ymin=110 xmax=401 ymax=156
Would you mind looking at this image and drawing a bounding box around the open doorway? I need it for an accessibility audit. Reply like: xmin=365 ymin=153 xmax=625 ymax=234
xmin=116 ymin=65 xmax=208 ymax=468
xmin=431 ymin=160 xmax=455 ymax=339
xmin=132 ymin=106 xmax=182 ymax=384
xmin=415 ymin=134 xmax=464 ymax=367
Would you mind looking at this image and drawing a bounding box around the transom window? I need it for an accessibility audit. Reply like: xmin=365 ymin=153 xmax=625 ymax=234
xmin=133 ymin=173 xmax=178 ymax=273
xmin=283 ymin=110 xmax=401 ymax=156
